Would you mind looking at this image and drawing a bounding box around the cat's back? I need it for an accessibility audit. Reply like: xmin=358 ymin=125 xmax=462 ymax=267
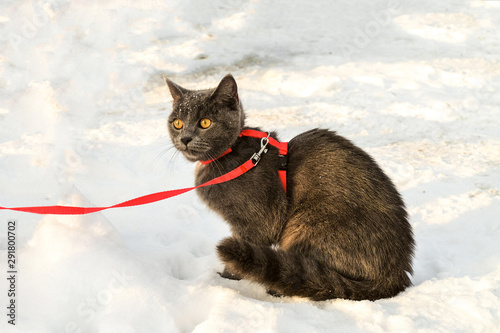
xmin=286 ymin=128 xmax=405 ymax=212
xmin=287 ymin=128 xmax=382 ymax=183
xmin=287 ymin=128 xmax=359 ymax=166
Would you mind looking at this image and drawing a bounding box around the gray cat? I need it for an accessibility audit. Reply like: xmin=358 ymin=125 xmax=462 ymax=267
xmin=165 ymin=74 xmax=414 ymax=301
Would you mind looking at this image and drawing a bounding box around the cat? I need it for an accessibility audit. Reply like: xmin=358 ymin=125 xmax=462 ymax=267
xmin=165 ymin=74 xmax=414 ymax=301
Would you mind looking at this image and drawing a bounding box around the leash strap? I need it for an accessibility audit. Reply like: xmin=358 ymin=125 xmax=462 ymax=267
xmin=0 ymin=159 xmax=256 ymax=215
xmin=0 ymin=129 xmax=288 ymax=215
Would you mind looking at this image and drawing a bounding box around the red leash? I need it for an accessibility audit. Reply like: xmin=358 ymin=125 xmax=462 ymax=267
xmin=0 ymin=130 xmax=288 ymax=215
xmin=0 ymin=159 xmax=256 ymax=215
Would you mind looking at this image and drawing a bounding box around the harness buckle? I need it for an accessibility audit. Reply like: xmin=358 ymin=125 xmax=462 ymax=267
xmin=251 ymin=133 xmax=270 ymax=166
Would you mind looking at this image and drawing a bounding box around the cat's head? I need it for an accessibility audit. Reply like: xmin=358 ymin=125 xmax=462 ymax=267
xmin=165 ymin=74 xmax=245 ymax=162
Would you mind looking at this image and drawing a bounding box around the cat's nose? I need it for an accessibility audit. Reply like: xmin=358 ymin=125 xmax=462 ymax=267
xmin=180 ymin=137 xmax=192 ymax=146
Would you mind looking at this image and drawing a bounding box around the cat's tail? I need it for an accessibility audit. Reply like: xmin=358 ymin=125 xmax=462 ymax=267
xmin=217 ymin=237 xmax=409 ymax=301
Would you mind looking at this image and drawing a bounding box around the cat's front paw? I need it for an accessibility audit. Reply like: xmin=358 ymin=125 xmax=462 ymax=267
xmin=216 ymin=237 xmax=247 ymax=264
xmin=217 ymin=237 xmax=258 ymax=278
xmin=267 ymin=289 xmax=284 ymax=298
xmin=218 ymin=266 xmax=242 ymax=281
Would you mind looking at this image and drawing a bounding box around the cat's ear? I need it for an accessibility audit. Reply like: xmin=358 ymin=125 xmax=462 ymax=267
xmin=210 ymin=74 xmax=239 ymax=106
xmin=164 ymin=77 xmax=188 ymax=103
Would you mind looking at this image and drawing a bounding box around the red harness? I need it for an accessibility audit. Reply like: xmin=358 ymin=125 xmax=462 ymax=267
xmin=200 ymin=129 xmax=288 ymax=192
xmin=0 ymin=129 xmax=288 ymax=215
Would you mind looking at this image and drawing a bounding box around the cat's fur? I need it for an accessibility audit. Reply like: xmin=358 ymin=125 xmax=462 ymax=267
xmin=166 ymin=74 xmax=414 ymax=301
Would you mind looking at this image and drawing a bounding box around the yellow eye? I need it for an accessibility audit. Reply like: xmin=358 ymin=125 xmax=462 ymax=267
xmin=173 ymin=119 xmax=183 ymax=129
xmin=200 ymin=118 xmax=212 ymax=129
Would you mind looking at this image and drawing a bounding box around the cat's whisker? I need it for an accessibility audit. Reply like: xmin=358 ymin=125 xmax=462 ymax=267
xmin=153 ymin=145 xmax=176 ymax=167
xmin=205 ymin=151 xmax=225 ymax=176
xmin=166 ymin=149 xmax=183 ymax=179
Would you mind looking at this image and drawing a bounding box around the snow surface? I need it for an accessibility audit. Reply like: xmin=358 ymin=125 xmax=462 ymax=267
xmin=1 ymin=0 xmax=499 ymax=332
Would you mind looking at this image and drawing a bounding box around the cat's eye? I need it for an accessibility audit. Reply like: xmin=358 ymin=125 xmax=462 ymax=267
xmin=200 ymin=118 xmax=212 ymax=129
xmin=173 ymin=119 xmax=183 ymax=129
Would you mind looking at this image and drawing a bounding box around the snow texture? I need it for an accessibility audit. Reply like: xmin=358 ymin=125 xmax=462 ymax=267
xmin=0 ymin=0 xmax=499 ymax=332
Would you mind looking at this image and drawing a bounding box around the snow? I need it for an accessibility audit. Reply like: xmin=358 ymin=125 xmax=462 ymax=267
xmin=1 ymin=0 xmax=499 ymax=332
